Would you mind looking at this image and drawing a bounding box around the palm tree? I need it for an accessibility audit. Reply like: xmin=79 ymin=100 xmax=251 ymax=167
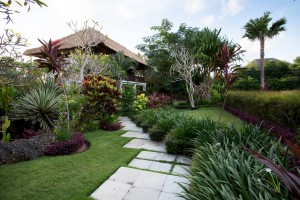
xmin=243 ymin=12 xmax=286 ymax=90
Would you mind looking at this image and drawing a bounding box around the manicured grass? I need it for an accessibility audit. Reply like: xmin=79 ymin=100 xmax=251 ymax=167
xmin=178 ymin=106 xmax=243 ymax=127
xmin=0 ymin=130 xmax=140 ymax=200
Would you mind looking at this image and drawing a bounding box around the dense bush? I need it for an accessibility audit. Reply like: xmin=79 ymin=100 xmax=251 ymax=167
xmin=165 ymin=116 xmax=218 ymax=155
xmin=148 ymin=110 xmax=182 ymax=141
xmin=82 ymin=74 xmax=120 ymax=127
xmin=13 ymin=79 xmax=61 ymax=131
xmin=232 ymin=76 xmax=260 ymax=90
xmin=120 ymin=85 xmax=136 ymax=116
xmin=44 ymin=132 xmax=86 ymax=156
xmin=226 ymin=90 xmax=300 ymax=132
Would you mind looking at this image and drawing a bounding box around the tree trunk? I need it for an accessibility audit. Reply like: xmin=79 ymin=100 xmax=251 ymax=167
xmin=186 ymin=75 xmax=195 ymax=108
xmin=260 ymin=38 xmax=265 ymax=90
xmin=77 ymin=56 xmax=89 ymax=85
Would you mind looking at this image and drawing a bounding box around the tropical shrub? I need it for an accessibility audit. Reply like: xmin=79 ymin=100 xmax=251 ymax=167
xmin=120 ymin=85 xmax=136 ymax=116
xmin=82 ymin=74 xmax=121 ymax=127
xmin=22 ymin=128 xmax=39 ymax=139
xmin=132 ymin=109 xmax=155 ymax=126
xmin=44 ymin=132 xmax=86 ymax=156
xmin=148 ymin=92 xmax=168 ymax=109
xmin=165 ymin=116 xmax=218 ymax=155
xmin=14 ymin=79 xmax=61 ymax=131
xmin=232 ymin=76 xmax=260 ymax=90
xmin=139 ymin=110 xmax=160 ymax=132
xmin=133 ymin=93 xmax=148 ymax=111
xmin=148 ymin=110 xmax=182 ymax=141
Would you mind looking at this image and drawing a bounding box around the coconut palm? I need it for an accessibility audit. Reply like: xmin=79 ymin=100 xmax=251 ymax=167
xmin=243 ymin=12 xmax=286 ymax=90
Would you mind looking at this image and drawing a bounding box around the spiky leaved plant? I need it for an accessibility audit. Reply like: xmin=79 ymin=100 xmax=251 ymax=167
xmin=14 ymin=79 xmax=61 ymax=131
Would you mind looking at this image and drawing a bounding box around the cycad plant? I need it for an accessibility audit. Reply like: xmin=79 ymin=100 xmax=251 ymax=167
xmin=14 ymin=79 xmax=61 ymax=131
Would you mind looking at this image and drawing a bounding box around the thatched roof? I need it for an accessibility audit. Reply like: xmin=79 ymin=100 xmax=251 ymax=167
xmin=23 ymin=27 xmax=147 ymax=68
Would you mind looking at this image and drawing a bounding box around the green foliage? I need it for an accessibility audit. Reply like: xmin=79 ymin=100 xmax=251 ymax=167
xmin=0 ymin=85 xmax=14 ymax=115
xmin=1 ymin=116 xmax=11 ymax=143
xmin=165 ymin=116 xmax=219 ymax=155
xmin=82 ymin=74 xmax=120 ymax=126
xmin=148 ymin=109 xmax=182 ymax=141
xmin=232 ymin=76 xmax=260 ymax=90
xmin=133 ymin=93 xmax=149 ymax=111
xmin=14 ymin=79 xmax=61 ymax=131
xmin=226 ymin=90 xmax=300 ymax=131
xmin=120 ymin=85 xmax=136 ymax=115
xmin=0 ymin=57 xmax=45 ymax=87
xmin=55 ymin=85 xmax=86 ymax=134
xmin=182 ymin=142 xmax=285 ymax=200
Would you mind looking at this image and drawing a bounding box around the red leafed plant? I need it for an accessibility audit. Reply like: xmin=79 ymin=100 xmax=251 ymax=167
xmin=243 ymin=142 xmax=300 ymax=200
xmin=35 ymin=39 xmax=64 ymax=81
xmin=148 ymin=92 xmax=168 ymax=109
xmin=213 ymin=42 xmax=244 ymax=122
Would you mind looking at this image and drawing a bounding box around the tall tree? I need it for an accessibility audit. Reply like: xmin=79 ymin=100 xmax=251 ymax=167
xmin=243 ymin=12 xmax=286 ymax=90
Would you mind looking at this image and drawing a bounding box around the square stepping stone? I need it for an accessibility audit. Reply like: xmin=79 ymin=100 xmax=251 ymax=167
xmin=109 ymin=167 xmax=143 ymax=185
xmin=122 ymin=126 xmax=143 ymax=132
xmin=121 ymin=131 xmax=150 ymax=140
xmin=137 ymin=151 xmax=159 ymax=160
xmin=159 ymin=192 xmax=184 ymax=200
xmin=134 ymin=170 xmax=168 ymax=191
xmin=176 ymin=156 xmax=191 ymax=165
xmin=124 ymin=139 xmax=167 ymax=152
xmin=90 ymin=180 xmax=131 ymax=200
xmin=155 ymin=153 xmax=177 ymax=162
xmin=123 ymin=139 xmax=145 ymax=148
xmin=172 ymin=165 xmax=191 ymax=176
xmin=123 ymin=187 xmax=160 ymax=200
xmin=149 ymin=161 xmax=172 ymax=173
xmin=162 ymin=175 xmax=189 ymax=194
xmin=129 ymin=159 xmax=152 ymax=169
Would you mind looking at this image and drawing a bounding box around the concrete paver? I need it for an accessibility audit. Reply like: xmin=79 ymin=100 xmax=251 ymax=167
xmin=128 ymin=159 xmax=153 ymax=169
xmin=90 ymin=180 xmax=131 ymax=200
xmin=91 ymin=117 xmax=190 ymax=200
xmin=123 ymin=187 xmax=161 ymax=200
xmin=172 ymin=165 xmax=191 ymax=176
xmin=121 ymin=131 xmax=150 ymax=140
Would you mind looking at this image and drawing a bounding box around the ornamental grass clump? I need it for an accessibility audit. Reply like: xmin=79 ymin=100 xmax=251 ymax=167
xmin=181 ymin=142 xmax=286 ymax=200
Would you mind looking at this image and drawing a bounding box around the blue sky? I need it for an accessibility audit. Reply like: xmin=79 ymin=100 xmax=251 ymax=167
xmin=5 ymin=0 xmax=300 ymax=65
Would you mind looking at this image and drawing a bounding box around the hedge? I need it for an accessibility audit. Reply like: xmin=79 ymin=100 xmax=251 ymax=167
xmin=226 ymin=90 xmax=300 ymax=132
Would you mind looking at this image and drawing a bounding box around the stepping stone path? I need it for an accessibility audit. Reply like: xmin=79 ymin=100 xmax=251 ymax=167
xmin=91 ymin=116 xmax=191 ymax=200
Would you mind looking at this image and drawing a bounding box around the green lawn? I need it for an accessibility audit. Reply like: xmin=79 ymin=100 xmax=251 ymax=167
xmin=178 ymin=106 xmax=243 ymax=127
xmin=0 ymin=130 xmax=140 ymax=200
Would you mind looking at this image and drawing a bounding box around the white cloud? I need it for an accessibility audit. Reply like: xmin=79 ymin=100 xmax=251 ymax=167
xmin=221 ymin=0 xmax=244 ymax=16
xmin=185 ymin=0 xmax=207 ymax=14
xmin=114 ymin=4 xmax=135 ymax=20
xmin=202 ymin=15 xmax=215 ymax=26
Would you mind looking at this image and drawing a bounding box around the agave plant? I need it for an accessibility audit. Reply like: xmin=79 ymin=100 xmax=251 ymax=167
xmin=14 ymin=79 xmax=61 ymax=131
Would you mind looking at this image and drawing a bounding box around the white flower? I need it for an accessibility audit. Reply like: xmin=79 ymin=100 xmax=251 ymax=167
xmin=265 ymin=168 xmax=272 ymax=173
